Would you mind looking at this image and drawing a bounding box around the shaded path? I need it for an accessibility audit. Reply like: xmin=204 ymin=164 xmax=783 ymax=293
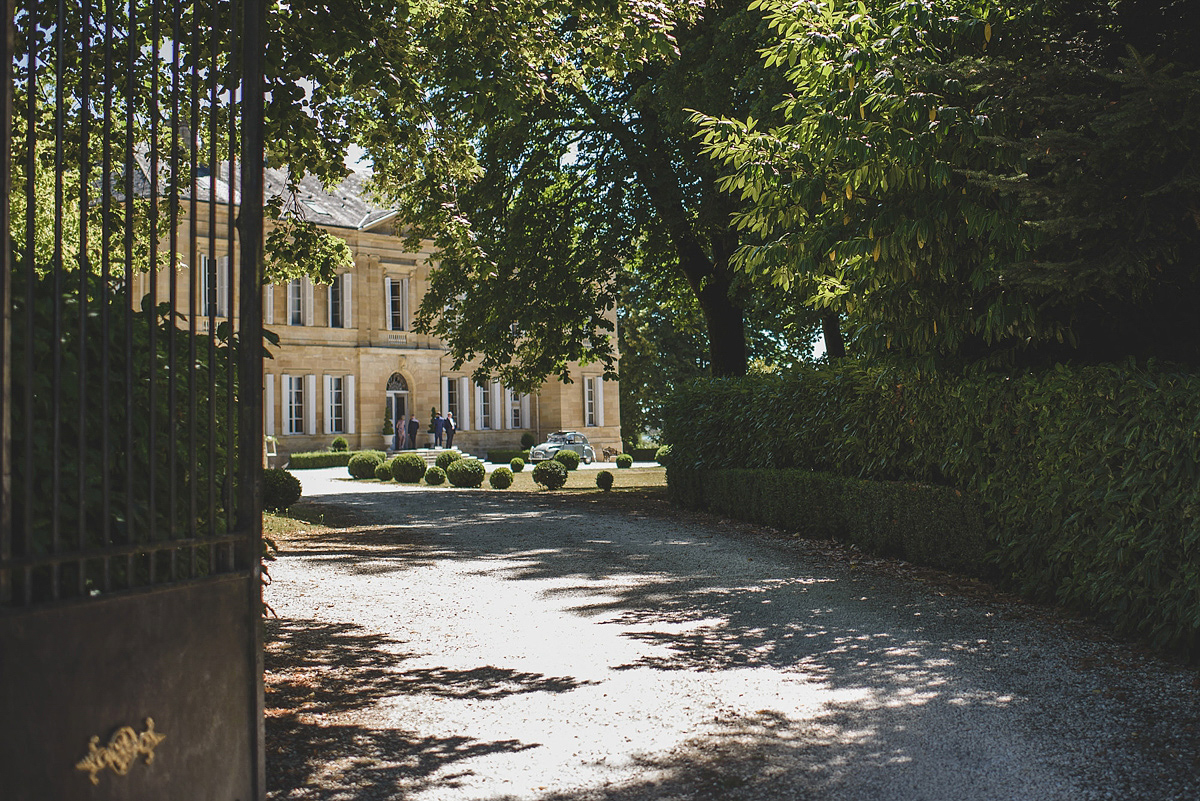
xmin=265 ymin=472 xmax=1200 ymax=800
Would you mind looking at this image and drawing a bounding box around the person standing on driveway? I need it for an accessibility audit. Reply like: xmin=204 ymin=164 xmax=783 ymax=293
xmin=444 ymin=412 xmax=456 ymax=449
xmin=434 ymin=411 xmax=445 ymax=447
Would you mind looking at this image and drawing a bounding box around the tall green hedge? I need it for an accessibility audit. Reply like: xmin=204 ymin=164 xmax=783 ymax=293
xmin=663 ymin=362 xmax=1200 ymax=656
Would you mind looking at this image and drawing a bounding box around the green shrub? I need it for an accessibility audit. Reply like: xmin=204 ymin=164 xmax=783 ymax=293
xmin=629 ymin=447 xmax=659 ymax=461
xmin=654 ymin=444 xmax=672 ymax=465
xmin=374 ymin=463 xmax=392 ymax=481
xmin=662 ymin=362 xmax=1200 ymax=658
xmin=391 ymin=452 xmax=427 ymax=483
xmin=487 ymin=448 xmax=529 ymax=463
xmin=489 ymin=467 xmax=514 ymax=489
xmin=290 ymin=451 xmax=354 ymax=469
xmin=348 ymin=451 xmax=384 ymax=479
xmin=435 ymin=450 xmax=462 ymax=470
xmin=532 ymin=459 xmax=568 ymax=490
xmin=447 ymin=458 xmax=486 ymax=488
xmin=553 ymin=449 xmax=580 ymax=470
xmin=510 ymin=457 xmax=525 ymax=473
xmin=596 ymin=470 xmax=614 ymax=491
xmin=520 ymin=432 xmax=536 ymax=449
xmin=424 ymin=466 xmax=446 ymax=486
xmin=263 ymin=468 xmax=302 ymax=512
xmin=330 ymin=436 xmax=349 ymax=452
xmin=615 ymin=453 xmax=633 ymax=469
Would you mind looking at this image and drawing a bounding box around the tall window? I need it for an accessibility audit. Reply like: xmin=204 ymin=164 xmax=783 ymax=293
xmin=385 ymin=276 xmax=407 ymax=331
xmin=286 ymin=376 xmax=305 ymax=434
xmin=585 ymin=378 xmax=596 ymax=427
xmin=288 ymin=279 xmax=304 ymax=326
xmin=479 ymin=384 xmax=491 ymax=430
xmin=446 ymin=379 xmax=458 ymax=420
xmin=328 ymin=277 xmax=342 ymax=328
xmin=200 ymin=254 xmax=229 ymax=318
xmin=510 ymin=389 xmax=522 ymax=429
xmin=327 ymin=376 xmax=345 ymax=433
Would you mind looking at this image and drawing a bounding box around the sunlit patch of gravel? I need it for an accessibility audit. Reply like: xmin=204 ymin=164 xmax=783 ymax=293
xmin=264 ymin=485 xmax=1200 ymax=801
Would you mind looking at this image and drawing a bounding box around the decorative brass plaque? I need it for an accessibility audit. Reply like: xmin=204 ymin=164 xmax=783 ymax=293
xmin=74 ymin=718 xmax=166 ymax=785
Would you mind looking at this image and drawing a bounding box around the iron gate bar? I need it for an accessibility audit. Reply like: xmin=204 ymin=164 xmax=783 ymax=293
xmin=1 ymin=0 xmax=12 ymax=606
xmin=4 ymin=0 xmax=264 ymax=602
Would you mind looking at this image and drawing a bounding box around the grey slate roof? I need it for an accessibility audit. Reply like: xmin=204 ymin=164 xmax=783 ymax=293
xmin=131 ymin=154 xmax=395 ymax=231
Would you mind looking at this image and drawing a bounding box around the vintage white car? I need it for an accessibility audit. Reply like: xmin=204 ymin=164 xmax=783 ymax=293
xmin=528 ymin=431 xmax=596 ymax=464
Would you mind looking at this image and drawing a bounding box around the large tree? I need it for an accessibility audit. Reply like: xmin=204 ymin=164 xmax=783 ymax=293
xmin=694 ymin=0 xmax=1200 ymax=365
xmin=342 ymin=1 xmax=795 ymax=388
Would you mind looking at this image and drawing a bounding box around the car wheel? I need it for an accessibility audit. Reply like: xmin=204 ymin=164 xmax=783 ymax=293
xmin=583 ymin=455 xmax=592 ymax=465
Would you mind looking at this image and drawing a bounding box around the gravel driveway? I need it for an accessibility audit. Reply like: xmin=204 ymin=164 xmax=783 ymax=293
xmin=265 ymin=469 xmax=1200 ymax=801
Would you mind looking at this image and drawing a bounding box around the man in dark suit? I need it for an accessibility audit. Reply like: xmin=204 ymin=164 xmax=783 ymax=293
xmin=407 ymin=415 xmax=420 ymax=450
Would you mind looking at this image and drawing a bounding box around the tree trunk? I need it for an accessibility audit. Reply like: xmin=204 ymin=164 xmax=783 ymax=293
xmin=822 ymin=311 xmax=846 ymax=360
xmin=689 ymin=252 xmax=748 ymax=377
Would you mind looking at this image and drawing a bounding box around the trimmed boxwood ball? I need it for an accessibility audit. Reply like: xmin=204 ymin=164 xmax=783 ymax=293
xmin=435 ymin=450 xmax=462 ymax=470
xmin=263 ymin=468 xmax=302 ymax=512
xmin=330 ymin=436 xmax=349 ymax=452
xmin=553 ymin=449 xmax=580 ymax=470
xmin=348 ymin=451 xmax=383 ymax=479
xmin=424 ymin=466 xmax=446 ymax=486
xmin=596 ymin=470 xmax=614 ymax=491
xmin=654 ymin=444 xmax=672 ymax=465
xmin=615 ymin=453 xmax=633 ymax=469
xmin=447 ymin=458 xmax=486 ymax=488
xmin=510 ymin=457 xmax=525 ymax=473
xmin=374 ymin=463 xmax=392 ymax=481
xmin=532 ymin=459 xmax=568 ymax=490
xmin=489 ymin=466 xmax=514 ymax=489
xmin=391 ymin=452 xmax=427 ymax=483
xmin=520 ymin=432 xmax=536 ymax=449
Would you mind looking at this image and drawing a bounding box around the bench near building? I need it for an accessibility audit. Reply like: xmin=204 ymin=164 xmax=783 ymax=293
xmin=134 ymin=165 xmax=620 ymax=462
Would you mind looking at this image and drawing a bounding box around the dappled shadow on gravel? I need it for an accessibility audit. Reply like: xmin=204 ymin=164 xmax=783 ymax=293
xmin=265 ymin=618 xmax=584 ymax=798
xmin=275 ymin=492 xmax=1200 ymax=801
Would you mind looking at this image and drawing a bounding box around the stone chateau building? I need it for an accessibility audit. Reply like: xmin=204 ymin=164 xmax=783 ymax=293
xmin=134 ymin=165 xmax=620 ymax=461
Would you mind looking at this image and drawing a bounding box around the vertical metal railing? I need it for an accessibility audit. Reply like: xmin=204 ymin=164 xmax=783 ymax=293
xmin=2 ymin=0 xmax=264 ymax=608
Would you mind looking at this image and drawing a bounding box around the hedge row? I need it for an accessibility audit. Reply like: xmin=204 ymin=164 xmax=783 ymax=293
xmin=663 ymin=361 xmax=1200 ymax=657
xmin=704 ymin=470 xmax=989 ymax=575
xmin=287 ymin=450 xmax=377 ymax=469
xmin=487 ymin=449 xmax=530 ymax=463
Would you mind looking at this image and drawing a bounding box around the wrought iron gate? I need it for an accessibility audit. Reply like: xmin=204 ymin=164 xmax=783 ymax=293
xmin=1 ymin=0 xmax=266 ymax=796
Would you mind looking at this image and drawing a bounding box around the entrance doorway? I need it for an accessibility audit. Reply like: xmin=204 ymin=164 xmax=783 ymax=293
xmin=386 ymin=373 xmax=409 ymax=448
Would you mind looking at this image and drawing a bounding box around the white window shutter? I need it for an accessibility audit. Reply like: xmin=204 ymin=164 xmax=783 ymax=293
xmin=265 ymin=374 xmax=275 ymax=436
xmin=459 ymin=376 xmax=470 ymax=430
xmin=493 ymin=382 xmax=505 ymax=429
xmin=596 ymin=378 xmax=605 ymax=428
xmin=384 ymin=276 xmax=393 ymax=330
xmin=403 ymin=278 xmax=411 ymax=331
xmin=345 ymin=375 xmax=356 ymax=434
xmin=217 ymin=255 xmax=230 ymax=317
xmin=342 ymin=273 xmax=352 ymax=329
xmin=303 ymin=279 xmax=315 ymax=326
xmin=474 ymin=384 xmax=484 ymax=430
xmin=263 ymin=284 xmax=274 ymax=325
xmin=323 ymin=375 xmax=333 ymax=434
xmin=440 ymin=376 xmax=449 ymax=415
xmin=305 ymin=374 xmax=317 ymax=435
xmin=521 ymin=394 xmax=531 ymax=430
xmin=281 ymin=373 xmax=292 ymax=433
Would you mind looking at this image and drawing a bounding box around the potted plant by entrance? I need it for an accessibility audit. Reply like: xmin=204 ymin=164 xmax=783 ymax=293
xmin=382 ymin=417 xmax=395 ymax=450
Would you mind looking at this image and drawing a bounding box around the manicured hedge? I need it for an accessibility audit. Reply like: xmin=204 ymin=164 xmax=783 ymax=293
xmin=488 ymin=448 xmax=530 ymax=464
xmin=663 ymin=361 xmax=1200 ymax=657
xmin=288 ymin=451 xmax=354 ymax=469
xmin=703 ymin=469 xmax=989 ymax=575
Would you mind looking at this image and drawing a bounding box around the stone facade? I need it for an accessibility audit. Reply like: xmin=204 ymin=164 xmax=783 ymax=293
xmin=136 ymin=166 xmax=620 ymax=462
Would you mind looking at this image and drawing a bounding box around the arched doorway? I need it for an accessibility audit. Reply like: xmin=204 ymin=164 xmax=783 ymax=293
xmin=386 ymin=372 xmax=409 ymax=448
